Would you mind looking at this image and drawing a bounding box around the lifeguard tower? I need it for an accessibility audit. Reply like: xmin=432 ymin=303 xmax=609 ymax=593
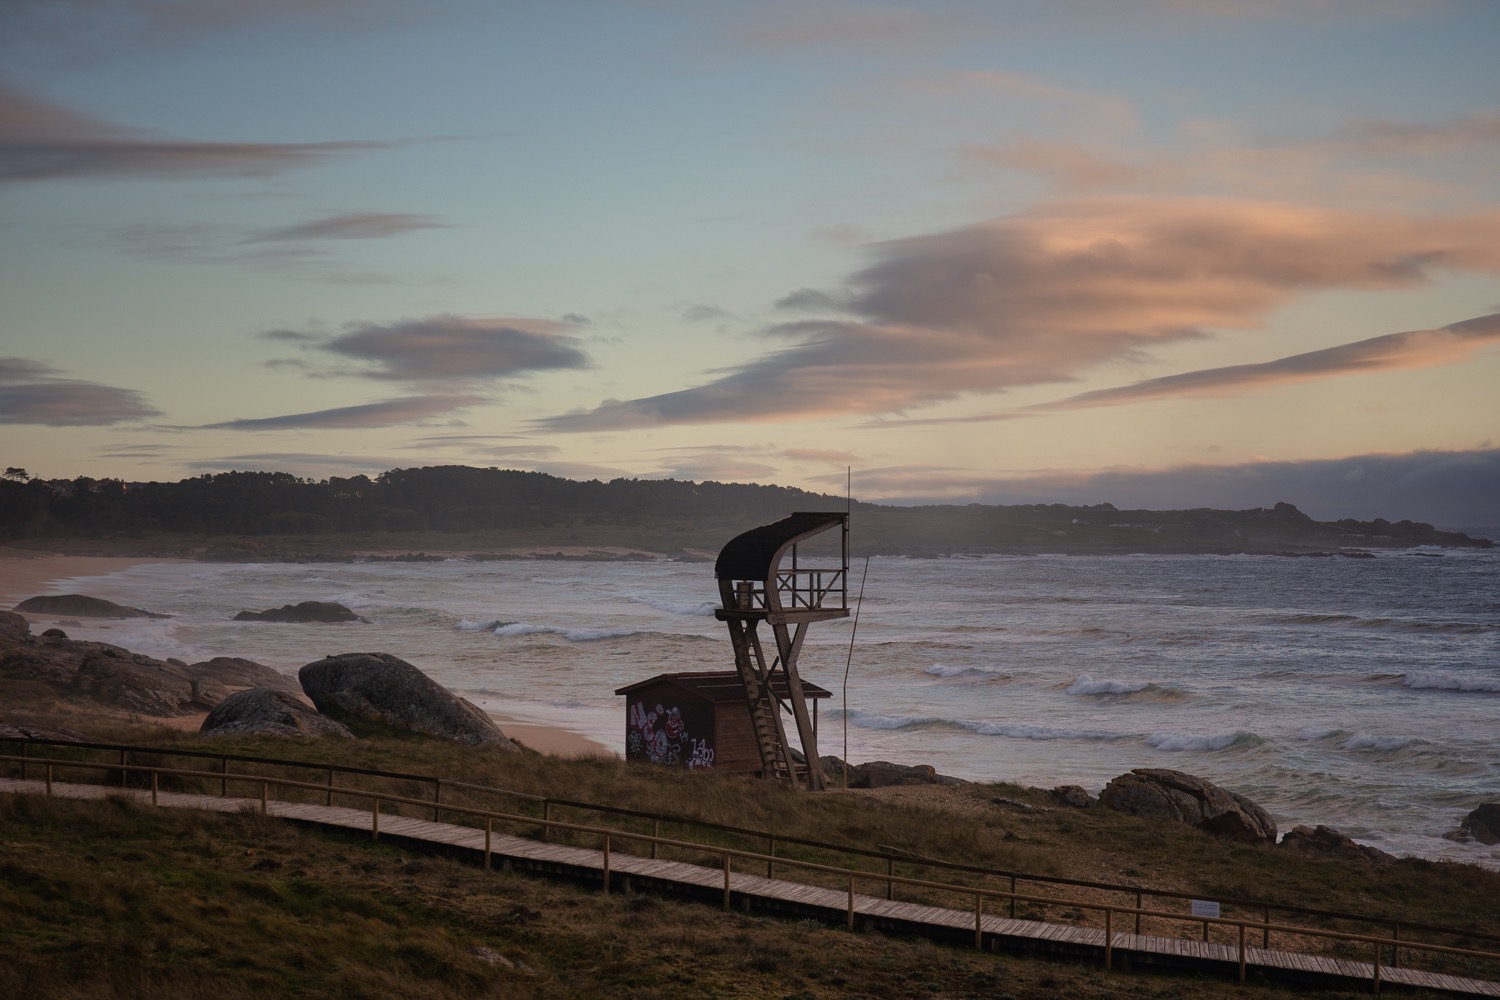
xmin=713 ymin=511 xmax=849 ymax=790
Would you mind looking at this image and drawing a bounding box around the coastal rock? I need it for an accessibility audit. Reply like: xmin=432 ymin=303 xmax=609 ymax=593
xmin=13 ymin=594 xmax=168 ymax=619
xmin=1049 ymin=784 xmax=1097 ymax=809
xmin=1098 ymin=768 xmax=1277 ymax=844
xmin=200 ymin=688 xmax=354 ymax=739
xmin=1279 ymin=825 xmax=1394 ymax=862
xmin=0 ymin=720 xmax=89 ymax=742
xmin=0 ymin=610 xmax=30 ymax=642
xmin=833 ymin=759 xmax=966 ymax=789
xmin=1444 ymin=803 xmax=1500 ymax=845
xmin=298 ymin=652 xmax=517 ymax=749
xmin=188 ymin=656 xmax=302 ymax=696
xmin=0 ymin=628 xmax=222 ymax=717
xmin=234 ymin=601 xmax=369 ymax=624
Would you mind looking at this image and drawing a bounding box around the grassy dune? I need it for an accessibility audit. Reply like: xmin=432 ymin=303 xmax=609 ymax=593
xmin=4 ymin=715 xmax=1499 ymax=999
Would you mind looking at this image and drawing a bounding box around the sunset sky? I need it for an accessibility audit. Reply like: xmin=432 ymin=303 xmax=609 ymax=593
xmin=3 ymin=1 xmax=1498 ymax=527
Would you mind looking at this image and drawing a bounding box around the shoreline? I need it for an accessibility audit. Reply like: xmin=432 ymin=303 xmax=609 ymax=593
xmin=0 ymin=553 xmax=611 ymax=759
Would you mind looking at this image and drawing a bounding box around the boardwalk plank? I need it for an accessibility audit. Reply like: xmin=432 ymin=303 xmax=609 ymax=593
xmin=6 ymin=777 xmax=1500 ymax=998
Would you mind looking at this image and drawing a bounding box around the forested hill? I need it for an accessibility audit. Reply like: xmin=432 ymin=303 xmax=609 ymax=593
xmin=0 ymin=466 xmax=1489 ymax=555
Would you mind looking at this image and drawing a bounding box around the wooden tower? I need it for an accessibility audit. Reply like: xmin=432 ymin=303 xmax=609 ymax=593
xmin=713 ymin=511 xmax=849 ymax=790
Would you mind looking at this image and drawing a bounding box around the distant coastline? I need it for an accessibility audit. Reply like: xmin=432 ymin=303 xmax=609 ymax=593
xmin=1 ymin=467 xmax=1490 ymax=559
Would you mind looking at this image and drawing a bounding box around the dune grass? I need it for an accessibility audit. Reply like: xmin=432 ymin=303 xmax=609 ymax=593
xmin=5 ymin=723 xmax=1500 ymax=998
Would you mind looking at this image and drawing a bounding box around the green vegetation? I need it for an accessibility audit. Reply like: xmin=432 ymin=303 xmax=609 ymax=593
xmin=1 ymin=466 xmax=1487 ymax=555
xmin=5 ymin=721 xmax=1498 ymax=998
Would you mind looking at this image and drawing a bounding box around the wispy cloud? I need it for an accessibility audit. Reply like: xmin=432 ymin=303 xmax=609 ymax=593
xmin=302 ymin=315 xmax=590 ymax=383
xmin=246 ymin=212 xmax=447 ymax=243
xmin=1028 ymin=312 xmax=1500 ymax=412
xmin=200 ymin=394 xmax=483 ymax=431
xmin=0 ymin=83 xmax=394 ymax=183
xmin=0 ymin=356 xmax=161 ymax=426
xmin=540 ymin=197 xmax=1500 ymax=430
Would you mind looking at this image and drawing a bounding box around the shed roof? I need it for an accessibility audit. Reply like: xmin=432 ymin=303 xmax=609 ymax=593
xmin=615 ymin=671 xmax=831 ymax=702
xmin=713 ymin=510 xmax=846 ymax=582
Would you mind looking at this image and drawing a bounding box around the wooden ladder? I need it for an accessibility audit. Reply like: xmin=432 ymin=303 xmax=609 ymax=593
xmin=726 ymin=619 xmax=797 ymax=784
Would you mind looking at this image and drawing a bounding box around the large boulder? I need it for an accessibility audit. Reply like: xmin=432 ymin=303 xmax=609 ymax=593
xmin=188 ymin=656 xmax=301 ymax=696
xmin=298 ymin=652 xmax=517 ymax=749
xmin=234 ymin=601 xmax=368 ymax=624
xmin=200 ymin=688 xmax=354 ymax=739
xmin=1098 ymin=768 xmax=1277 ymax=844
xmin=1444 ymin=803 xmax=1500 ymax=845
xmin=820 ymin=756 xmax=966 ymax=788
xmin=1279 ymin=824 xmax=1394 ymax=862
xmin=0 ymin=610 xmax=30 ymax=642
xmin=0 ymin=632 xmax=221 ymax=717
xmin=13 ymin=594 xmax=168 ymax=619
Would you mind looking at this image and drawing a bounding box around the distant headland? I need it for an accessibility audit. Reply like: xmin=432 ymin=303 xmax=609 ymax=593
xmin=0 ymin=466 xmax=1490 ymax=558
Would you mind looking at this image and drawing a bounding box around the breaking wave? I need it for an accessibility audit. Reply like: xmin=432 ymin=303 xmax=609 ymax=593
xmin=492 ymin=622 xmax=639 ymax=641
xmin=627 ymin=596 xmax=717 ymax=616
xmin=1402 ymin=672 xmax=1500 ymax=694
xmin=1066 ymin=674 xmax=1188 ymax=700
xmin=1145 ymin=730 xmax=1261 ymax=752
xmin=924 ymin=663 xmax=1012 ymax=681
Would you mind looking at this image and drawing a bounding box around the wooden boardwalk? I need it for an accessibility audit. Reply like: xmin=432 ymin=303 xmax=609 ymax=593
xmin=5 ymin=776 xmax=1498 ymax=997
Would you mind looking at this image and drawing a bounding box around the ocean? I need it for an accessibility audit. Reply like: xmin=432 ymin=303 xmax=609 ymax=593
xmin=37 ymin=544 xmax=1500 ymax=868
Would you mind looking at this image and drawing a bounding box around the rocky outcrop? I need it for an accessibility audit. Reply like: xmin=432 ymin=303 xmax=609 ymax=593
xmin=189 ymin=657 xmax=301 ymax=696
xmin=0 ymin=610 xmax=29 ymax=642
xmin=0 ymin=720 xmax=89 ymax=742
xmin=13 ymin=594 xmax=168 ymax=619
xmin=298 ymin=652 xmax=516 ymax=748
xmin=234 ymin=601 xmax=368 ymax=624
xmin=0 ymin=619 xmax=291 ymax=717
xmin=1048 ymin=784 xmax=1097 ymax=809
xmin=200 ymin=688 xmax=354 ymax=739
xmin=1279 ymin=824 xmax=1394 ymax=862
xmin=1444 ymin=803 xmax=1500 ymax=845
xmin=1098 ymin=768 xmax=1277 ymax=844
xmin=819 ymin=756 xmax=967 ymax=788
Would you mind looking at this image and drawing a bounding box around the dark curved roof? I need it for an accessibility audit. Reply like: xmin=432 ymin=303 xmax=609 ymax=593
xmin=714 ymin=511 xmax=846 ymax=581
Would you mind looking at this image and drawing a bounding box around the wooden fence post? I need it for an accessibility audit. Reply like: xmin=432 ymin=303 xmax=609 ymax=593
xmin=151 ymin=771 xmax=158 ymax=806
xmin=723 ymin=854 xmax=732 ymax=911
xmin=847 ymin=874 xmax=856 ymax=930
xmin=484 ymin=817 xmax=492 ymax=871
xmin=1105 ymin=907 xmax=1113 ymax=970
xmin=974 ymin=893 xmax=983 ymax=949
xmin=1238 ymin=923 xmax=1246 ymax=983
xmin=372 ymin=798 xmax=380 ymax=841
xmin=603 ymin=835 xmax=611 ymax=896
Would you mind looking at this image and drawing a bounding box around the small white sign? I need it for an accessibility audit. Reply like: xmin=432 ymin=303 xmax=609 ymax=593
xmin=1190 ymin=899 xmax=1220 ymax=919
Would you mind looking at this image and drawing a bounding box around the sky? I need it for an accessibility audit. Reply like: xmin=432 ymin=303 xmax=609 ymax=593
xmin=2 ymin=0 xmax=1498 ymax=528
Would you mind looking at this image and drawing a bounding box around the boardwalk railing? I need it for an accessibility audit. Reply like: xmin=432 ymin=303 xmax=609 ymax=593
xmin=5 ymin=737 xmax=1499 ymax=992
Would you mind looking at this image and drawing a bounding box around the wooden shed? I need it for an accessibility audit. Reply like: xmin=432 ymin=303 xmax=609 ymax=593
xmin=615 ymin=671 xmax=831 ymax=774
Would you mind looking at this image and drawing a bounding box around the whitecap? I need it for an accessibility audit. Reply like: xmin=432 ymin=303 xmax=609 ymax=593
xmin=1068 ymin=673 xmax=1150 ymax=696
xmin=1342 ymin=733 xmax=1421 ymax=752
xmin=963 ymin=721 xmax=1131 ymax=741
xmin=1402 ymin=672 xmax=1500 ymax=693
xmin=627 ymin=596 xmax=717 ymax=616
xmin=1146 ymin=730 xmax=1253 ymax=751
xmin=492 ymin=622 xmax=637 ymax=641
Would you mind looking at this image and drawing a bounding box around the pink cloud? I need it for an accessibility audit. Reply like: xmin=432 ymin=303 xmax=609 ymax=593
xmin=541 ymin=197 xmax=1500 ymax=430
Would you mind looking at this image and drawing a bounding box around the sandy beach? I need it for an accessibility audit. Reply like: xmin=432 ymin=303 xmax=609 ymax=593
xmin=0 ymin=552 xmax=610 ymax=758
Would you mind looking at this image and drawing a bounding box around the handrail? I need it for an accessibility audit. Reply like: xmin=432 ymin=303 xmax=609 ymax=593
xmin=5 ymin=737 xmax=1499 ymax=952
xmin=6 ymin=751 xmax=1500 ymax=991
